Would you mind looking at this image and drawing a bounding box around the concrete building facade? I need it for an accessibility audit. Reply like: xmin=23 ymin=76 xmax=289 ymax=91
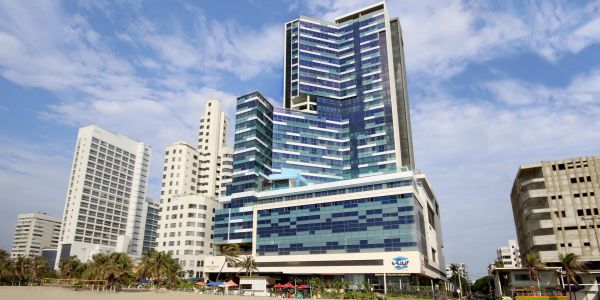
xmin=10 ymin=213 xmax=61 ymax=258
xmin=512 ymin=156 xmax=600 ymax=263
xmin=56 ymin=125 xmax=151 ymax=267
xmin=511 ymin=156 xmax=600 ymax=299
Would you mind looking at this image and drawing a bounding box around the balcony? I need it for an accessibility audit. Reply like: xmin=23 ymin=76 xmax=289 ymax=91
xmin=525 ymin=208 xmax=551 ymax=221
xmin=519 ymin=177 xmax=545 ymax=190
xmin=527 ymin=219 xmax=554 ymax=232
xmin=531 ymin=234 xmax=556 ymax=246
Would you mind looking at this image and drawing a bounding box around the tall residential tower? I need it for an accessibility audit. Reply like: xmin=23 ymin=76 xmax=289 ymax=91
xmin=56 ymin=125 xmax=151 ymax=267
xmin=156 ymin=99 xmax=231 ymax=278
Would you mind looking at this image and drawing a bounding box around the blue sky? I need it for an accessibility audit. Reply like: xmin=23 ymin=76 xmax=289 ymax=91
xmin=1 ymin=0 xmax=600 ymax=278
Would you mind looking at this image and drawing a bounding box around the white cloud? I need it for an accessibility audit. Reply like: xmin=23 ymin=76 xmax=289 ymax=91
xmin=121 ymin=12 xmax=283 ymax=80
xmin=486 ymin=69 xmax=600 ymax=109
xmin=302 ymin=0 xmax=600 ymax=79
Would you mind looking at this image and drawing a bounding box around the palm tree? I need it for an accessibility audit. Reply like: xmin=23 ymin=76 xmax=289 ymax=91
xmin=137 ymin=250 xmax=180 ymax=288
xmin=309 ymin=277 xmax=323 ymax=298
xmin=0 ymin=249 xmax=15 ymax=284
xmin=237 ymin=255 xmax=258 ymax=276
xmin=560 ymin=253 xmax=587 ymax=300
xmin=525 ymin=252 xmax=546 ymax=295
xmin=14 ymin=256 xmax=34 ymax=285
xmin=83 ymin=253 xmax=109 ymax=280
xmin=215 ymin=244 xmax=240 ymax=282
xmin=29 ymin=256 xmax=49 ymax=285
xmin=449 ymin=263 xmax=463 ymax=297
xmin=104 ymin=252 xmax=133 ymax=291
xmin=59 ymin=256 xmax=85 ymax=278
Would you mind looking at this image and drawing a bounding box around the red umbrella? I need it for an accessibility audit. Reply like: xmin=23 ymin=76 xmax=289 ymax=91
xmin=274 ymin=283 xmax=284 ymax=288
xmin=227 ymin=280 xmax=239 ymax=287
xmin=297 ymin=284 xmax=308 ymax=289
xmin=283 ymin=282 xmax=295 ymax=288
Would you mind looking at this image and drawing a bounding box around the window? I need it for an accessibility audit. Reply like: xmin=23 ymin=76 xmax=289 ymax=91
xmin=514 ymin=274 xmax=530 ymax=281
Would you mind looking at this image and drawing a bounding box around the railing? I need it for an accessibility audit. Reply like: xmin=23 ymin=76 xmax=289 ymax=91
xmin=41 ymin=278 xmax=108 ymax=289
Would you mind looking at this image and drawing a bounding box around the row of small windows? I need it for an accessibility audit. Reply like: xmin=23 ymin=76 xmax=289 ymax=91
xmin=257 ymin=180 xmax=412 ymax=204
xmin=552 ymin=161 xmax=589 ymax=171
xmin=571 ymin=176 xmax=593 ymax=183
xmin=90 ymin=137 xmax=135 ymax=160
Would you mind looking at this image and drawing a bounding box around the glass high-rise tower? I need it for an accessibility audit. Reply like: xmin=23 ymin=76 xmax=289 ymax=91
xmin=209 ymin=2 xmax=445 ymax=285
xmin=283 ymin=2 xmax=414 ymax=176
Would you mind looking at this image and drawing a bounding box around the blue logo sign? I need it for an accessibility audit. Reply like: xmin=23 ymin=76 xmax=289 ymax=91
xmin=392 ymin=256 xmax=410 ymax=270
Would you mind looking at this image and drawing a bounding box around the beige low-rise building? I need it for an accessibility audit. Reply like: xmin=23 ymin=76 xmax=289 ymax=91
xmin=155 ymin=194 xmax=219 ymax=278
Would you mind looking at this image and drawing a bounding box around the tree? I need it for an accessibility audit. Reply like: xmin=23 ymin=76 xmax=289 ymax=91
xmin=472 ymin=275 xmax=494 ymax=296
xmin=137 ymin=250 xmax=180 ymax=288
xmin=449 ymin=263 xmax=464 ymax=297
xmin=215 ymin=244 xmax=240 ymax=282
xmin=83 ymin=253 xmax=110 ymax=280
xmin=237 ymin=255 xmax=258 ymax=276
xmin=0 ymin=249 xmax=15 ymax=284
xmin=309 ymin=277 xmax=323 ymax=298
xmin=525 ymin=252 xmax=546 ymax=295
xmin=59 ymin=256 xmax=85 ymax=278
xmin=560 ymin=253 xmax=587 ymax=300
xmin=29 ymin=256 xmax=49 ymax=285
xmin=14 ymin=256 xmax=32 ymax=285
xmin=104 ymin=252 xmax=133 ymax=290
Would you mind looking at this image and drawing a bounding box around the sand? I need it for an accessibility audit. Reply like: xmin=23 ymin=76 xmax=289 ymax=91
xmin=0 ymin=286 xmax=275 ymax=300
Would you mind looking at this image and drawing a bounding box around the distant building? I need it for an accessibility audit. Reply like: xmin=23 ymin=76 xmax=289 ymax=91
xmin=446 ymin=263 xmax=469 ymax=280
xmin=56 ymin=125 xmax=151 ymax=267
xmin=511 ymin=156 xmax=600 ymax=299
xmin=496 ymin=240 xmax=521 ymax=267
xmin=10 ymin=212 xmax=61 ymax=258
xmin=142 ymin=199 xmax=159 ymax=253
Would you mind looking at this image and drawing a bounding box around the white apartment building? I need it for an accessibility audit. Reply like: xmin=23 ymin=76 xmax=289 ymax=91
xmin=197 ymin=100 xmax=230 ymax=197
xmin=156 ymin=194 xmax=219 ymax=278
xmin=219 ymin=146 xmax=233 ymax=196
xmin=156 ymin=99 xmax=231 ymax=278
xmin=56 ymin=125 xmax=151 ymax=267
xmin=496 ymin=240 xmax=521 ymax=267
xmin=160 ymin=141 xmax=201 ymax=199
xmin=10 ymin=213 xmax=61 ymax=258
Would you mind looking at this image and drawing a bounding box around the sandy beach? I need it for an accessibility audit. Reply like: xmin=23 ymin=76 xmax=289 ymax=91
xmin=0 ymin=286 xmax=275 ymax=300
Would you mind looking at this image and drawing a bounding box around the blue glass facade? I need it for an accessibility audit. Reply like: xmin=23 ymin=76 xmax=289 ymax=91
xmin=229 ymin=92 xmax=273 ymax=194
xmin=283 ymin=4 xmax=414 ymax=176
xmin=214 ymin=92 xmax=273 ymax=245
xmin=256 ymin=193 xmax=422 ymax=256
xmin=215 ymin=4 xmax=425 ymax=257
